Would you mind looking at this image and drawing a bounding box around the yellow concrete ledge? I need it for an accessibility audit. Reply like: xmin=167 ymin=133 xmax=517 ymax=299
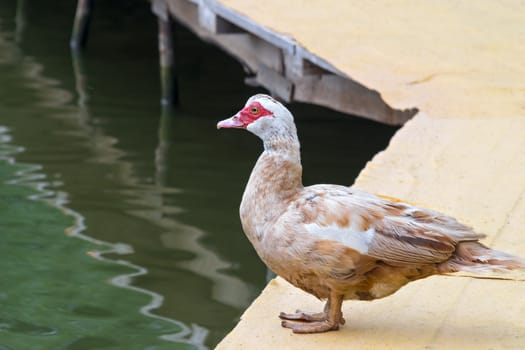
xmin=217 ymin=1 xmax=525 ymax=348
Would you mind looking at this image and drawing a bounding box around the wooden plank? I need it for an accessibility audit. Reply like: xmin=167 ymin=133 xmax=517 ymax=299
xmin=198 ymin=3 xmax=243 ymax=34
xmin=255 ymin=64 xmax=293 ymax=102
xmin=294 ymin=74 xmax=416 ymax=125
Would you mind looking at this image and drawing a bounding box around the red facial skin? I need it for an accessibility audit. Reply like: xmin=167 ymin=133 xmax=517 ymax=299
xmin=217 ymin=101 xmax=273 ymax=129
xmin=237 ymin=101 xmax=273 ymax=126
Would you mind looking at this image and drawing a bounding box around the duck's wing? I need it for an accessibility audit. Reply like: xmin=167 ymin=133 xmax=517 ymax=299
xmin=291 ymin=185 xmax=485 ymax=266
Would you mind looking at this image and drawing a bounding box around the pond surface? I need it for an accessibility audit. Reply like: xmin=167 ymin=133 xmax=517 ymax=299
xmin=0 ymin=1 xmax=398 ymax=348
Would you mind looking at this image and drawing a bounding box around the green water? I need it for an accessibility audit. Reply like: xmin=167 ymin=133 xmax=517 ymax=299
xmin=0 ymin=140 xmax=196 ymax=349
xmin=0 ymin=1 xmax=398 ymax=348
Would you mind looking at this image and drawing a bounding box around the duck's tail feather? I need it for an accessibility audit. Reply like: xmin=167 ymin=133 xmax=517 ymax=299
xmin=439 ymin=241 xmax=525 ymax=281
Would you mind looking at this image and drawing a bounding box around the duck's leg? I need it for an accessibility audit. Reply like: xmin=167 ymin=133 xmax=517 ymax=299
xmin=280 ymin=292 xmax=344 ymax=333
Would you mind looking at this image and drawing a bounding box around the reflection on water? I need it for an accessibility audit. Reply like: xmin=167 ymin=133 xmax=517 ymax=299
xmin=0 ymin=0 xmax=398 ymax=348
xmin=0 ymin=127 xmax=206 ymax=349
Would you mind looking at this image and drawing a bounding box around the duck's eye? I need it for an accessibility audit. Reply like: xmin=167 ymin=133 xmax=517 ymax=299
xmin=250 ymin=106 xmax=260 ymax=115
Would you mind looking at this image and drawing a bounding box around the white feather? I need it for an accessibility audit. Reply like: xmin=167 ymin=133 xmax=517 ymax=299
xmin=304 ymin=223 xmax=375 ymax=254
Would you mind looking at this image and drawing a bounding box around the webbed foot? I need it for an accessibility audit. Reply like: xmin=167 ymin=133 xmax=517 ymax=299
xmin=278 ymin=292 xmax=345 ymax=334
xmin=280 ymin=319 xmax=340 ymax=334
xmin=279 ymin=309 xmax=345 ymax=324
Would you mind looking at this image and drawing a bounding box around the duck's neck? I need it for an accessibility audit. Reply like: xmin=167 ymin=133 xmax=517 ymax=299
xmin=240 ymin=133 xmax=303 ymax=243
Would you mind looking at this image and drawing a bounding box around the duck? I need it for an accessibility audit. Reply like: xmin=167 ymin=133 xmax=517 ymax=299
xmin=217 ymin=94 xmax=525 ymax=334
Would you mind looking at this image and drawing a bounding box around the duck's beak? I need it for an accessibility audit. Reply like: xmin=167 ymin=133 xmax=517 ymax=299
xmin=217 ymin=114 xmax=245 ymax=129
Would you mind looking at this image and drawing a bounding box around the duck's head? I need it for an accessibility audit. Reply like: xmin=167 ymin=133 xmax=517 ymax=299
xmin=217 ymin=94 xmax=295 ymax=141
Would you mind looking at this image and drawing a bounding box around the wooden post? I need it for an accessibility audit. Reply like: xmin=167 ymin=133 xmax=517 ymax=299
xmin=70 ymin=0 xmax=93 ymax=49
xmin=153 ymin=0 xmax=179 ymax=106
